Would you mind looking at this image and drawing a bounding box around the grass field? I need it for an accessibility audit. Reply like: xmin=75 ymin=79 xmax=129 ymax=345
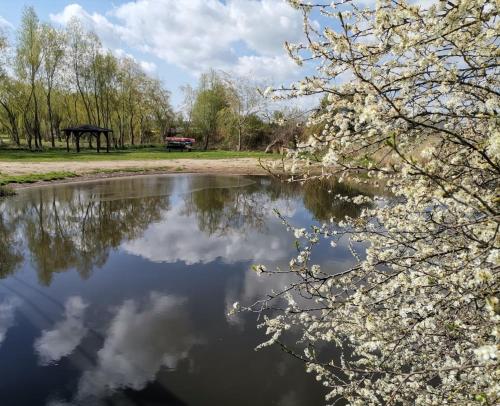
xmin=0 ymin=147 xmax=270 ymax=162
xmin=0 ymin=171 xmax=78 ymax=186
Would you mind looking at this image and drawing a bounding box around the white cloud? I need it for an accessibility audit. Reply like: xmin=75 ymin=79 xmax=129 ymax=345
xmin=228 ymin=0 xmax=304 ymax=56
xmin=50 ymin=3 xmax=124 ymax=49
xmin=113 ymin=48 xmax=157 ymax=74
xmin=34 ymin=296 xmax=88 ymax=366
xmin=50 ymin=6 xmax=156 ymax=76
xmin=233 ymin=54 xmax=301 ymax=84
xmin=139 ymin=60 xmax=157 ymax=74
xmin=50 ymin=0 xmax=305 ymax=80
xmin=0 ymin=297 xmax=21 ymax=347
xmin=0 ymin=15 xmax=13 ymax=31
xmin=76 ymin=293 xmax=196 ymax=401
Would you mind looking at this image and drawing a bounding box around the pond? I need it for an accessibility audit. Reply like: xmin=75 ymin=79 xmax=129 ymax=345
xmin=0 ymin=174 xmax=372 ymax=406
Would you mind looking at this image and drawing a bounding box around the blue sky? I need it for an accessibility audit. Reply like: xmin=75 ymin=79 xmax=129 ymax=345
xmin=0 ymin=0 xmax=314 ymax=107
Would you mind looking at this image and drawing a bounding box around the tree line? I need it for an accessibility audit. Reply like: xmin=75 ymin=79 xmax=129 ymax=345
xmin=182 ymin=69 xmax=308 ymax=151
xmin=0 ymin=7 xmax=307 ymax=152
xmin=0 ymin=7 xmax=174 ymax=150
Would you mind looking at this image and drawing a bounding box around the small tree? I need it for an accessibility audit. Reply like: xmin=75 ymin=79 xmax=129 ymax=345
xmin=263 ymin=108 xmax=305 ymax=153
xmin=192 ymin=71 xmax=228 ymax=150
xmin=179 ymin=84 xmax=197 ymax=134
xmin=220 ymin=73 xmax=265 ymax=151
xmin=241 ymin=1 xmax=500 ymax=404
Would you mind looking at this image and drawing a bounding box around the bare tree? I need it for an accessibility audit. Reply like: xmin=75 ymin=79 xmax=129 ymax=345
xmin=220 ymin=73 xmax=265 ymax=151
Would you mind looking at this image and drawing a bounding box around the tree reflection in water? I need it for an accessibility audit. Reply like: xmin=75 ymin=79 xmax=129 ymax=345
xmin=183 ymin=176 xmax=375 ymax=235
xmin=182 ymin=176 xmax=302 ymax=235
xmin=302 ymin=178 xmax=376 ymax=222
xmin=0 ymin=175 xmax=375 ymax=285
xmin=0 ymin=210 xmax=23 ymax=279
xmin=1 ymin=178 xmax=172 ymax=285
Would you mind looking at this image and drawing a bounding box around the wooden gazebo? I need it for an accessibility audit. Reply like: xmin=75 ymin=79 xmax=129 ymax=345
xmin=61 ymin=125 xmax=113 ymax=153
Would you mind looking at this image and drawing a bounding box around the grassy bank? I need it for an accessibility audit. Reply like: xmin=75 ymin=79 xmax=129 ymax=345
xmin=0 ymin=147 xmax=270 ymax=162
xmin=0 ymin=166 xmax=179 ymax=187
xmin=0 ymin=171 xmax=78 ymax=186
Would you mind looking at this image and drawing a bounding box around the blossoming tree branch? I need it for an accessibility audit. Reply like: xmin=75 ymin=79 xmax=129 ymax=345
xmin=236 ymin=0 xmax=499 ymax=404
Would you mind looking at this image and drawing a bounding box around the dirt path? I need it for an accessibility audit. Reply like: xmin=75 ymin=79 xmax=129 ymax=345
xmin=0 ymin=158 xmax=272 ymax=176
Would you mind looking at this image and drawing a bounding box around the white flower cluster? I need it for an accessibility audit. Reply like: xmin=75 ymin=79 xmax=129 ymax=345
xmin=246 ymin=0 xmax=500 ymax=404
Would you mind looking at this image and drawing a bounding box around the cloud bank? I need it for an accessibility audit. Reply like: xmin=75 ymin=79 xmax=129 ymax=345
xmin=50 ymin=0 xmax=305 ymax=82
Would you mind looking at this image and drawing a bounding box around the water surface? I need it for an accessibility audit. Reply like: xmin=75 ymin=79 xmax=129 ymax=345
xmin=0 ymin=174 xmax=370 ymax=406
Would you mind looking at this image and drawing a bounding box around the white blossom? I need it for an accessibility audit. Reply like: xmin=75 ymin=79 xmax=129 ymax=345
xmin=293 ymin=228 xmax=306 ymax=238
xmin=242 ymin=0 xmax=500 ymax=404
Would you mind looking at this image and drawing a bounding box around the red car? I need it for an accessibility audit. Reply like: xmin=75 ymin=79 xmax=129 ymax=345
xmin=165 ymin=136 xmax=195 ymax=151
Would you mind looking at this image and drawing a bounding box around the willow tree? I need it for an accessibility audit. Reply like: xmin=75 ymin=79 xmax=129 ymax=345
xmin=41 ymin=23 xmax=65 ymax=147
xmin=0 ymin=77 xmax=24 ymax=146
xmin=95 ymin=52 xmax=119 ymax=130
xmin=242 ymin=1 xmax=500 ymax=404
xmin=16 ymin=6 xmax=43 ymax=150
xmin=0 ymin=31 xmax=21 ymax=146
xmin=220 ymin=73 xmax=265 ymax=151
xmin=115 ymin=57 xmax=142 ymax=147
xmin=66 ymin=19 xmax=100 ymax=128
xmin=190 ymin=71 xmax=230 ymax=150
xmin=140 ymin=77 xmax=174 ymax=143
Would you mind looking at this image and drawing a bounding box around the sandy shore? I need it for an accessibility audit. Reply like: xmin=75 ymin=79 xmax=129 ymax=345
xmin=0 ymin=158 xmax=271 ymax=175
xmin=1 ymin=158 xmax=277 ymax=189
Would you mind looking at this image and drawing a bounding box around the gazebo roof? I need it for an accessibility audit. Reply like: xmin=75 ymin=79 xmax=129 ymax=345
xmin=62 ymin=124 xmax=113 ymax=132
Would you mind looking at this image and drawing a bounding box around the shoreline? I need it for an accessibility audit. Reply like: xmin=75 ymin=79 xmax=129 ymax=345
xmin=1 ymin=158 xmax=276 ymax=190
xmin=8 ymin=169 xmax=270 ymax=190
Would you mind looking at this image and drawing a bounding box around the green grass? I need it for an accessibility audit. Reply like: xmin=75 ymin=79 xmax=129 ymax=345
xmin=0 ymin=147 xmax=272 ymax=162
xmin=0 ymin=171 xmax=78 ymax=186
xmin=0 ymin=166 xmax=173 ymax=188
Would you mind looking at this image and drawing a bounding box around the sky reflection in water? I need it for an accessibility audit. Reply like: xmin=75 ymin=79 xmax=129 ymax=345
xmin=0 ymin=174 xmax=375 ymax=406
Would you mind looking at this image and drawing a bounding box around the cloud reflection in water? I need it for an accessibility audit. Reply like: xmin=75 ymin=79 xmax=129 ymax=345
xmin=0 ymin=297 xmax=21 ymax=347
xmin=34 ymin=296 xmax=88 ymax=365
xmin=76 ymin=293 xmax=196 ymax=403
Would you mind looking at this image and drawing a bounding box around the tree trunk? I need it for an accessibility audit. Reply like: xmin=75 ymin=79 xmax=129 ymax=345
xmin=129 ymin=116 xmax=135 ymax=145
xmin=24 ymin=115 xmax=34 ymax=151
xmin=237 ymin=125 xmax=242 ymax=151
xmin=32 ymin=76 xmax=42 ymax=150
xmin=265 ymin=138 xmax=282 ymax=154
xmin=47 ymin=90 xmax=55 ymax=148
xmin=204 ymin=133 xmax=210 ymax=150
xmin=140 ymin=116 xmax=144 ymax=145
xmin=0 ymin=101 xmax=20 ymax=146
